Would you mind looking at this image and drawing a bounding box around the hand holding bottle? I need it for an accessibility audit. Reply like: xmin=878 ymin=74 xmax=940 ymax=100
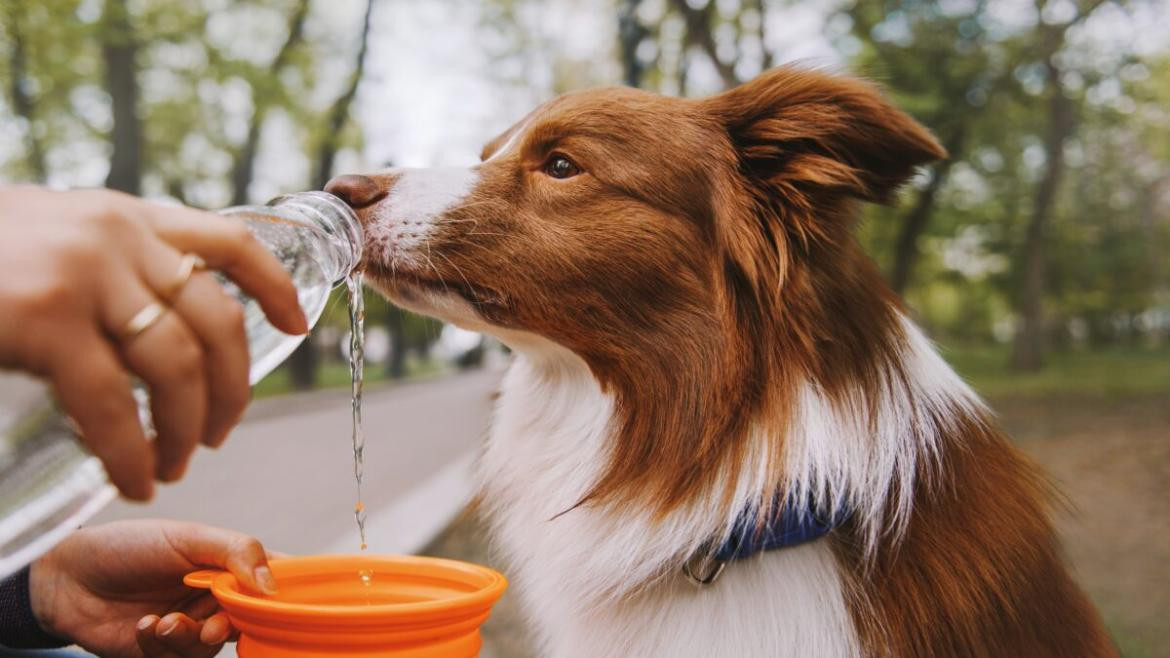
xmin=0 ymin=185 xmax=307 ymax=500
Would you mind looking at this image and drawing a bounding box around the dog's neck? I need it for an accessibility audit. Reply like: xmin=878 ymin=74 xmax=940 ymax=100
xmin=479 ymin=319 xmax=1115 ymax=657
xmin=479 ymin=315 xmax=979 ymax=597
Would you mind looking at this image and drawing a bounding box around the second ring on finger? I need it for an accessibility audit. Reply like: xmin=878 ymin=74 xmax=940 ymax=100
xmin=138 ymin=244 xmax=252 ymax=448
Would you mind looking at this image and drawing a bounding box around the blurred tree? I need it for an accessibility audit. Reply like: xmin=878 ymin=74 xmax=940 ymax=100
xmin=668 ymin=0 xmax=740 ymax=88
xmin=311 ymin=0 xmax=374 ymax=191
xmin=286 ymin=0 xmax=376 ymax=391
xmin=2 ymin=4 xmax=47 ymax=182
xmin=385 ymin=305 xmax=408 ymax=378
xmin=1011 ymin=0 xmax=1108 ymax=370
xmin=100 ymin=0 xmax=142 ymax=195
xmin=2 ymin=0 xmax=1166 ymax=381
xmin=230 ymin=0 xmax=310 ymax=206
xmin=618 ymin=0 xmax=648 ymax=87
xmin=618 ymin=0 xmax=1168 ymax=366
xmin=847 ymin=0 xmax=999 ymax=296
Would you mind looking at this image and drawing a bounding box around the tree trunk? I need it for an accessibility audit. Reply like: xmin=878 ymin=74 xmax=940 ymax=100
xmin=230 ymin=120 xmax=263 ymax=206
xmin=165 ymin=179 xmax=190 ymax=205
xmin=677 ymin=48 xmax=690 ymax=97
xmin=1139 ymin=174 xmax=1169 ymax=345
xmin=4 ymin=5 xmax=48 ymax=182
xmin=286 ymin=0 xmax=375 ymax=392
xmin=1010 ymin=58 xmax=1075 ymax=371
xmin=311 ymin=0 xmax=375 ymax=189
xmin=618 ymin=0 xmax=647 ymax=88
xmin=230 ymin=0 xmax=310 ymax=205
xmin=751 ymin=0 xmax=773 ymax=70
xmin=890 ymin=127 xmax=966 ymax=295
xmin=101 ymin=0 xmax=141 ymax=195
xmin=670 ymin=0 xmax=740 ymax=89
xmin=385 ymin=307 xmax=407 ymax=379
xmin=287 ymin=339 xmax=319 ymax=390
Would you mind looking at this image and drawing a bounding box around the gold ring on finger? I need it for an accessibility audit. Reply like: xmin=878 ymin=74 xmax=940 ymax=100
xmin=119 ymin=302 xmax=168 ymax=342
xmin=162 ymin=253 xmax=206 ymax=302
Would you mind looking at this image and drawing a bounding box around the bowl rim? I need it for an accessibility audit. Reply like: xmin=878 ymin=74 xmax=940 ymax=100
xmin=204 ymin=554 xmax=507 ymax=620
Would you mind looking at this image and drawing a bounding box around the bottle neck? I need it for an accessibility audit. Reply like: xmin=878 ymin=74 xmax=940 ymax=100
xmin=268 ymin=191 xmax=363 ymax=284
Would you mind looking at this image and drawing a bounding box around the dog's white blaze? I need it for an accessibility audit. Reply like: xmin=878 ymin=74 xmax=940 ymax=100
xmin=481 ymin=341 xmax=862 ymax=658
xmin=367 ymin=166 xmax=477 ymax=265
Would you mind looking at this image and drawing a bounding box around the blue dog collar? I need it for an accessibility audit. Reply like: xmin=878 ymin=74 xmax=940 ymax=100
xmin=715 ymin=498 xmax=848 ymax=561
xmin=684 ymin=498 xmax=850 ymax=585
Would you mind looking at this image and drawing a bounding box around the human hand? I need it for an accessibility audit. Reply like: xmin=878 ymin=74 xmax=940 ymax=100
xmin=0 ymin=185 xmax=308 ymax=499
xmin=28 ymin=519 xmax=278 ymax=658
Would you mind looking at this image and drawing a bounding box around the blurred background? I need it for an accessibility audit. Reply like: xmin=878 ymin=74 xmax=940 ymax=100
xmin=2 ymin=0 xmax=1167 ymax=656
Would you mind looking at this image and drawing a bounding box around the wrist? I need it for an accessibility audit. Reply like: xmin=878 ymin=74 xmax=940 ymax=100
xmin=0 ymin=563 xmax=69 ymax=649
xmin=27 ymin=555 xmax=63 ymax=640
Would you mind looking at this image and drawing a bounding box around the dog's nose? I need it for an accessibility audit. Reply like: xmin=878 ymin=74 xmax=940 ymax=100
xmin=325 ymin=174 xmax=385 ymax=208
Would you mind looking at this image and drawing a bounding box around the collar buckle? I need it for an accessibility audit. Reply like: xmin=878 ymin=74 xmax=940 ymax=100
xmin=682 ymin=549 xmax=727 ymax=587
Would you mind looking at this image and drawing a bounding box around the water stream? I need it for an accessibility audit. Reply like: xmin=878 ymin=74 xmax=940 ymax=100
xmin=346 ymin=273 xmax=368 ymax=552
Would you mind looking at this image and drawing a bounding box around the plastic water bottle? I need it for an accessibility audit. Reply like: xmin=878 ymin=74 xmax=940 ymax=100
xmin=0 ymin=191 xmax=362 ymax=577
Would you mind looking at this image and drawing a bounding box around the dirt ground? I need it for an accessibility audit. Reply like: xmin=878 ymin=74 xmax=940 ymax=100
xmin=426 ymin=393 xmax=1170 ymax=658
xmin=993 ymin=394 xmax=1170 ymax=658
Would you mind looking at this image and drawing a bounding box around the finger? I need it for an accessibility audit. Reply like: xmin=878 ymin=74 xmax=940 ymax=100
xmin=137 ymin=238 xmax=250 ymax=447
xmin=50 ymin=332 xmax=154 ymax=500
xmin=199 ymin=612 xmax=234 ymax=646
xmin=156 ymin=613 xmax=220 ymax=658
xmin=167 ymin=523 xmax=278 ymax=595
xmin=137 ymin=615 xmax=178 ymax=658
xmin=137 ymin=615 xmax=198 ymax=658
xmin=129 ymin=200 xmax=308 ymax=335
xmin=182 ymin=593 xmax=221 ymax=620
xmin=104 ymin=274 xmax=207 ymax=482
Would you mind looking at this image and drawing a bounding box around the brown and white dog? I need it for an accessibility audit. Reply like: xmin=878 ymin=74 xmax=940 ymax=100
xmin=326 ymin=68 xmax=1116 ymax=657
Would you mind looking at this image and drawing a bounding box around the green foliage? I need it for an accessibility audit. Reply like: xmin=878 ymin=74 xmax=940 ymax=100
xmin=853 ymin=2 xmax=1169 ymax=348
xmin=1 ymin=0 xmax=1167 ymax=371
xmin=611 ymin=0 xmax=1170 ymax=352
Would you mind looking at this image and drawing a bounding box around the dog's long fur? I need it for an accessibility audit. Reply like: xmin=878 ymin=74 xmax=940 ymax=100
xmin=335 ymin=68 xmax=1116 ymax=657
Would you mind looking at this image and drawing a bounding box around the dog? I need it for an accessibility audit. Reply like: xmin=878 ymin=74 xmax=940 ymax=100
xmin=326 ymin=67 xmax=1116 ymax=657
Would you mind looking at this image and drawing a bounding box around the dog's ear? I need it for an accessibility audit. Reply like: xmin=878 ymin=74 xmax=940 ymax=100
xmin=703 ymin=68 xmax=945 ymax=208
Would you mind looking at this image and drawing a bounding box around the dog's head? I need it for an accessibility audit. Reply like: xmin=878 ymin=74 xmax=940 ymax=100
xmin=329 ymin=67 xmax=944 ymax=510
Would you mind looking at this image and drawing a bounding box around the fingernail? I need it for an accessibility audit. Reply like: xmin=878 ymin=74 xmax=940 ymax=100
xmin=158 ymin=618 xmax=177 ymax=636
xmin=136 ymin=617 xmax=155 ymax=632
xmin=254 ymin=566 xmax=278 ymax=595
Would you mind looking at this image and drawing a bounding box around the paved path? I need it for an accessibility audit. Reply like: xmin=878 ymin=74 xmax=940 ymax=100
xmin=93 ymin=367 xmax=502 ymax=556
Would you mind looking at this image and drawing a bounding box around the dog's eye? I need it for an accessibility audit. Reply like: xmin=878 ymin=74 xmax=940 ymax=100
xmin=543 ymin=155 xmax=581 ymax=179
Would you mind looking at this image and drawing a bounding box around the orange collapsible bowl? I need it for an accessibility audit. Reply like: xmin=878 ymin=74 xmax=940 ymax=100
xmin=184 ymin=555 xmax=507 ymax=658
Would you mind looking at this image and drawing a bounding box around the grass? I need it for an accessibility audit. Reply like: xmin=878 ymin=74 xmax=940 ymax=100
xmin=939 ymin=342 xmax=1170 ymax=399
xmin=250 ymin=343 xmax=1170 ymax=401
xmin=252 ymin=358 xmax=450 ymax=399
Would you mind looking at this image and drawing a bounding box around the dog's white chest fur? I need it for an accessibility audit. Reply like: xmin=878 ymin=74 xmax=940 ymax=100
xmin=478 ymin=346 xmax=862 ymax=658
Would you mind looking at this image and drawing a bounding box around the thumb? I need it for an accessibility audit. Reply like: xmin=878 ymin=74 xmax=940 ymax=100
xmin=166 ymin=522 xmax=279 ymax=596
